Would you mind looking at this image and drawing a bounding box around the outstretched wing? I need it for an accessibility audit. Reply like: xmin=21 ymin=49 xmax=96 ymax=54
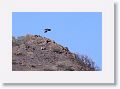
xmin=47 ymin=29 xmax=51 ymax=31
xmin=44 ymin=30 xmax=47 ymax=33
xmin=44 ymin=29 xmax=51 ymax=33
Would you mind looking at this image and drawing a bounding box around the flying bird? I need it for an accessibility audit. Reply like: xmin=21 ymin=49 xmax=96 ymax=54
xmin=44 ymin=28 xmax=51 ymax=33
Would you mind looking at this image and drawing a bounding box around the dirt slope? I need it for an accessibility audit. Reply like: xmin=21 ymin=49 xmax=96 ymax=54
xmin=12 ymin=34 xmax=96 ymax=71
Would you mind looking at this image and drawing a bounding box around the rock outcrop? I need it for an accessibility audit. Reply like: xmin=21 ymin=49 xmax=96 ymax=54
xmin=12 ymin=34 xmax=96 ymax=71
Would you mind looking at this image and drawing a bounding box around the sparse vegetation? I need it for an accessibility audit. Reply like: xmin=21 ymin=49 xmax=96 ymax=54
xmin=12 ymin=34 xmax=99 ymax=71
xmin=74 ymin=53 xmax=99 ymax=71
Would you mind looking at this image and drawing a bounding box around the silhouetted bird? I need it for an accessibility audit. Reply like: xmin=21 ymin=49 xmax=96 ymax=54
xmin=44 ymin=28 xmax=51 ymax=33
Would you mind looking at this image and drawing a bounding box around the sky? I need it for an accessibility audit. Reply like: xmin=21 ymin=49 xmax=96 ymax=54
xmin=12 ymin=12 xmax=102 ymax=70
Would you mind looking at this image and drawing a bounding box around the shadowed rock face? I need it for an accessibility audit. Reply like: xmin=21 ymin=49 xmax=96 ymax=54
xmin=12 ymin=34 xmax=96 ymax=71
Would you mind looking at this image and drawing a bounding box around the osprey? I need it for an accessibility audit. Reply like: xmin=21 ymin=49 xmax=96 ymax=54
xmin=44 ymin=28 xmax=51 ymax=33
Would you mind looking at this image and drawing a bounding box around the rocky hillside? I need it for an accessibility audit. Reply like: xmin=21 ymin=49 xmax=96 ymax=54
xmin=12 ymin=34 xmax=97 ymax=71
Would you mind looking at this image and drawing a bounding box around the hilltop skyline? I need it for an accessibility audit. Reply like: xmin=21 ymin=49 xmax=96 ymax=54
xmin=12 ymin=12 xmax=102 ymax=69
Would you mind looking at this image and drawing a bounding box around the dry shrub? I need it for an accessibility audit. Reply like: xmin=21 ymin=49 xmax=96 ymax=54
xmin=74 ymin=53 xmax=99 ymax=71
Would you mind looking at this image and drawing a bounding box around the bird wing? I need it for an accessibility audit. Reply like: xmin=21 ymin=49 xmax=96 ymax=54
xmin=44 ymin=29 xmax=51 ymax=33
xmin=48 ymin=29 xmax=51 ymax=31
xmin=44 ymin=30 xmax=47 ymax=33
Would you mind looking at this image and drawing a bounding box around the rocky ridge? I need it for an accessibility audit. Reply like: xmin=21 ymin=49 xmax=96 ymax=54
xmin=12 ymin=34 xmax=96 ymax=71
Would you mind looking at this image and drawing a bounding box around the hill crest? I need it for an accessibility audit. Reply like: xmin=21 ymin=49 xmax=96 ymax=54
xmin=12 ymin=34 xmax=97 ymax=71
